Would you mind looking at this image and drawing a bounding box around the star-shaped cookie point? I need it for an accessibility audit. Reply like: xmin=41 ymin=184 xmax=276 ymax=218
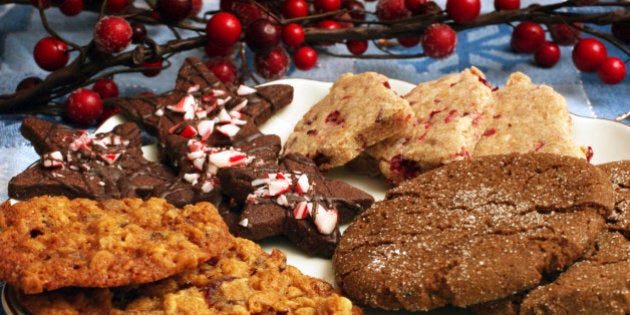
xmin=217 ymin=153 xmax=374 ymax=258
xmin=8 ymin=117 xmax=175 ymax=200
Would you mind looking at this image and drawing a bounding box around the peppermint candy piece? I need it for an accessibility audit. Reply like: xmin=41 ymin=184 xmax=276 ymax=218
xmin=313 ymin=204 xmax=338 ymax=235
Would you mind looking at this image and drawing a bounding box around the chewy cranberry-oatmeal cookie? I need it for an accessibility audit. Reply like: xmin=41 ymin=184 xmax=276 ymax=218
xmin=0 ymin=196 xmax=231 ymax=294
xmin=474 ymin=72 xmax=585 ymax=158
xmin=367 ymin=67 xmax=495 ymax=183
xmin=14 ymin=237 xmax=362 ymax=315
xmin=284 ymin=72 xmax=414 ymax=171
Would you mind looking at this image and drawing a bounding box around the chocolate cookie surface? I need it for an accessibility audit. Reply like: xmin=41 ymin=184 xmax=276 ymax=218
xmin=0 ymin=196 xmax=231 ymax=294
xmin=333 ymin=153 xmax=613 ymax=311
xmin=598 ymin=160 xmax=630 ymax=238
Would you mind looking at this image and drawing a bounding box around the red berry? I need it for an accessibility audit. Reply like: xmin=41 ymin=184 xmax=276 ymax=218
xmin=190 ymin=0 xmax=201 ymax=16
xmin=293 ymin=46 xmax=318 ymax=70
xmin=16 ymin=77 xmax=43 ymax=92
xmin=422 ymin=23 xmax=457 ymax=59
xmin=314 ymin=0 xmax=341 ymax=12
xmin=204 ymin=42 xmax=236 ymax=58
xmin=254 ymin=46 xmax=290 ymax=80
xmin=282 ymin=23 xmax=305 ymax=48
xmin=156 ymin=0 xmax=192 ymax=22
xmin=341 ymin=0 xmax=366 ymax=20
xmin=206 ymin=59 xmax=238 ymax=86
xmin=65 ymin=88 xmax=104 ymax=126
xmin=34 ymin=36 xmax=69 ymax=71
xmin=59 ymin=0 xmax=83 ymax=16
xmin=346 ymin=39 xmax=368 ymax=55
xmin=493 ymin=0 xmax=519 ymax=11
xmin=510 ymin=21 xmax=545 ymax=53
xmin=572 ymin=38 xmax=607 ymax=72
xmin=549 ymin=23 xmax=582 ymax=46
xmin=405 ymin=0 xmax=426 ymax=14
xmin=141 ymin=59 xmax=163 ymax=77
xmin=206 ymin=12 xmax=242 ymax=46
xmin=598 ymin=57 xmax=626 ymax=85
xmin=105 ymin=0 xmax=130 ymax=13
xmin=317 ymin=20 xmax=341 ymax=46
xmin=230 ymin=2 xmax=265 ymax=27
xmin=534 ymin=41 xmax=561 ymax=68
xmin=376 ymin=0 xmax=411 ymax=21
xmin=282 ymin=0 xmax=309 ymax=18
xmin=612 ymin=21 xmax=630 ymax=45
xmin=92 ymin=78 xmax=119 ymax=99
xmin=130 ymin=22 xmax=147 ymax=44
xmin=245 ymin=19 xmax=281 ymax=54
xmin=446 ymin=0 xmax=480 ymax=23
xmin=398 ymin=36 xmax=421 ymax=47
xmin=94 ymin=16 xmax=132 ymax=54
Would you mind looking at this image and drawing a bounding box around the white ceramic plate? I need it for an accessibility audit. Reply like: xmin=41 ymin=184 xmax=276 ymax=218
xmin=4 ymin=78 xmax=630 ymax=314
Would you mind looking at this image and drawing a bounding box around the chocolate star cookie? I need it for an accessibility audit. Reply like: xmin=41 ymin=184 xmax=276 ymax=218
xmin=8 ymin=117 xmax=174 ymax=200
xmin=217 ymin=153 xmax=374 ymax=257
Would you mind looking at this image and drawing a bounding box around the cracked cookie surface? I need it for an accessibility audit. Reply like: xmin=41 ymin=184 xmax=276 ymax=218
xmin=0 ymin=196 xmax=231 ymax=294
xmin=333 ymin=153 xmax=614 ymax=311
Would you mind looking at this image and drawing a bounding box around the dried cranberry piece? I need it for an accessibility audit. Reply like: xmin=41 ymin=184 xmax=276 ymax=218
xmin=325 ymin=110 xmax=344 ymax=126
xmin=389 ymin=154 xmax=421 ymax=180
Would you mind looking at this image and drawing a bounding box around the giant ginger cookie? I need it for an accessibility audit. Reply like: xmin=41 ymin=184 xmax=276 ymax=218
xmin=598 ymin=160 xmax=630 ymax=238
xmin=0 ymin=196 xmax=231 ymax=294
xmin=474 ymin=72 xmax=585 ymax=159
xmin=333 ymin=153 xmax=614 ymax=311
xmin=367 ymin=67 xmax=495 ymax=183
xmin=284 ymin=72 xmax=414 ymax=171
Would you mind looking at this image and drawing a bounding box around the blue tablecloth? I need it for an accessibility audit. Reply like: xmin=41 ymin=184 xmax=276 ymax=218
xmin=0 ymin=0 xmax=629 ymax=312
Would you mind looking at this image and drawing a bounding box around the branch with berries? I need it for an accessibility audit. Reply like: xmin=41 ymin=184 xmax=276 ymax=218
xmin=0 ymin=0 xmax=629 ymax=125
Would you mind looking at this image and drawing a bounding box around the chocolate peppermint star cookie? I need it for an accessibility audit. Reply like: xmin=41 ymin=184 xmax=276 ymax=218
xmin=8 ymin=117 xmax=174 ymax=200
xmin=217 ymin=153 xmax=374 ymax=257
xmin=115 ymin=57 xmax=293 ymax=206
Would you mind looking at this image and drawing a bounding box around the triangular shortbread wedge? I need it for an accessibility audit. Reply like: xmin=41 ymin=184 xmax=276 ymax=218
xmin=367 ymin=67 xmax=495 ymax=184
xmin=474 ymin=72 xmax=585 ymax=159
xmin=284 ymin=72 xmax=414 ymax=171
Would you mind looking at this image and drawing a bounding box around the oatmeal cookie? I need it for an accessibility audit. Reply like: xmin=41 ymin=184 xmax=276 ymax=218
xmin=474 ymin=72 xmax=584 ymax=158
xmin=0 ymin=196 xmax=231 ymax=294
xmin=333 ymin=153 xmax=613 ymax=311
xmin=284 ymin=72 xmax=414 ymax=171
xmin=14 ymin=237 xmax=362 ymax=315
xmin=367 ymin=67 xmax=495 ymax=183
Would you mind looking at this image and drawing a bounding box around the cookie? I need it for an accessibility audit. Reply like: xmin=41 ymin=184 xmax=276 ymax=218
xmin=474 ymin=231 xmax=630 ymax=315
xmin=333 ymin=153 xmax=614 ymax=311
xmin=13 ymin=237 xmax=362 ymax=314
xmin=474 ymin=72 xmax=585 ymax=159
xmin=284 ymin=72 xmax=414 ymax=171
xmin=367 ymin=67 xmax=495 ymax=183
xmin=8 ymin=117 xmax=175 ymax=200
xmin=217 ymin=153 xmax=374 ymax=257
xmin=598 ymin=160 xmax=630 ymax=238
xmin=0 ymin=196 xmax=231 ymax=294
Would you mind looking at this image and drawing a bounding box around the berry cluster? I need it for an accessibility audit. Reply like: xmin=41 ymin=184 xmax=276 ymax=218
xmin=12 ymin=0 xmax=630 ymax=125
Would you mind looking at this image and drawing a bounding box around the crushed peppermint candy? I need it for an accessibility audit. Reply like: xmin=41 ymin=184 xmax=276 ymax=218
xmin=236 ymin=84 xmax=257 ymax=95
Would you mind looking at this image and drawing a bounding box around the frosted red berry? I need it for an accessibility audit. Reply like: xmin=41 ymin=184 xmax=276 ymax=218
xmin=156 ymin=0 xmax=192 ymax=22
xmin=282 ymin=23 xmax=305 ymax=48
xmin=141 ymin=59 xmax=163 ymax=77
xmin=65 ymin=88 xmax=104 ymax=126
xmin=314 ymin=0 xmax=341 ymax=12
xmin=34 ymin=36 xmax=70 ymax=71
xmin=341 ymin=0 xmax=366 ymax=20
xmin=405 ymin=0 xmax=426 ymax=14
xmin=92 ymin=78 xmax=119 ymax=99
xmin=549 ymin=23 xmax=582 ymax=46
xmin=422 ymin=23 xmax=457 ymax=59
xmin=572 ymin=38 xmax=607 ymax=72
xmin=231 ymin=2 xmax=264 ymax=27
xmin=206 ymin=12 xmax=242 ymax=46
xmin=377 ymin=0 xmax=411 ymax=21
xmin=206 ymin=59 xmax=238 ymax=86
xmin=494 ymin=0 xmax=519 ymax=11
xmin=598 ymin=57 xmax=626 ymax=85
xmin=245 ymin=19 xmax=281 ymax=54
xmin=94 ymin=16 xmax=132 ymax=54
xmin=282 ymin=0 xmax=309 ymax=18
xmin=254 ymin=46 xmax=290 ymax=80
xmin=346 ymin=39 xmax=368 ymax=55
xmin=293 ymin=46 xmax=318 ymax=70
xmin=446 ymin=0 xmax=480 ymax=23
xmin=510 ymin=21 xmax=545 ymax=53
xmin=204 ymin=42 xmax=236 ymax=58
xmin=534 ymin=41 xmax=560 ymax=68
xmin=59 ymin=0 xmax=83 ymax=16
